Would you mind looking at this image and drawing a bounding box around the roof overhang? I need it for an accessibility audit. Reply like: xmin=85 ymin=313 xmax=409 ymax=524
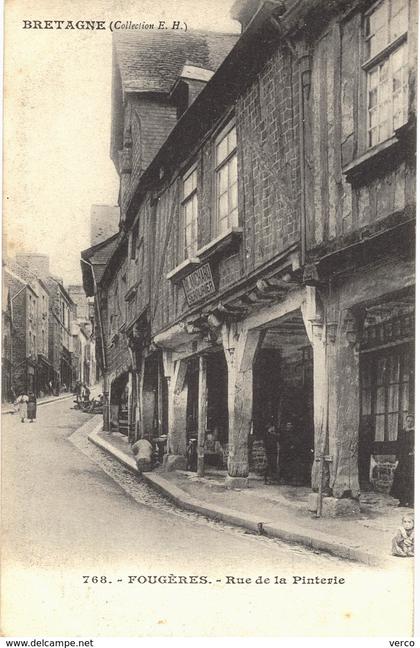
xmin=81 ymin=232 xmax=120 ymax=297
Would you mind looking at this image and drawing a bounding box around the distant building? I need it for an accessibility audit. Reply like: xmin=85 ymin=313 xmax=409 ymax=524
xmin=44 ymin=277 xmax=74 ymax=392
xmin=3 ymin=266 xmax=39 ymax=396
xmin=68 ymin=284 xmax=96 ymax=387
xmin=2 ymin=271 xmax=14 ymax=401
xmin=68 ymin=285 xmax=91 ymax=321
xmin=6 ymin=258 xmax=51 ymax=396
xmin=12 ymin=253 xmax=76 ymax=394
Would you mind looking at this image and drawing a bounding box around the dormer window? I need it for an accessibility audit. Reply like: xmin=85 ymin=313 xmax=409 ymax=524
xmin=170 ymin=65 xmax=214 ymax=120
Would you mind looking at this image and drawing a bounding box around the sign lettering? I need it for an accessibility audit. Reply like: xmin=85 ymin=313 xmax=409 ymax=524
xmin=182 ymin=263 xmax=216 ymax=306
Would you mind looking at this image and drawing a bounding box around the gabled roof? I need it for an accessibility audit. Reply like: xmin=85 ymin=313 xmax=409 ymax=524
xmin=6 ymin=258 xmax=50 ymax=296
xmin=113 ymin=30 xmax=239 ymax=94
xmin=45 ymin=275 xmax=75 ymax=306
xmin=81 ymin=233 xmax=120 ymax=296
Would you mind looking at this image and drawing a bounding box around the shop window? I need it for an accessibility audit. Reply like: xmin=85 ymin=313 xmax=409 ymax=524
xmin=364 ymin=0 xmax=408 ymax=148
xmin=360 ymin=344 xmax=413 ymax=443
xmin=214 ymin=122 xmax=238 ymax=236
xmin=181 ymin=165 xmax=198 ymax=260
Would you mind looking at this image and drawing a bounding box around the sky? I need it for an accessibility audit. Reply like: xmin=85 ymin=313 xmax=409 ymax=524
xmin=4 ymin=0 xmax=239 ymax=284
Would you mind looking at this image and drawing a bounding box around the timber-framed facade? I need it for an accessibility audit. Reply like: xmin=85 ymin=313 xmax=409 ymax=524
xmin=82 ymin=0 xmax=416 ymax=507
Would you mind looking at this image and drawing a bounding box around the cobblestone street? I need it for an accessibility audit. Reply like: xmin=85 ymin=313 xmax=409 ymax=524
xmin=1 ymin=399 xmax=413 ymax=636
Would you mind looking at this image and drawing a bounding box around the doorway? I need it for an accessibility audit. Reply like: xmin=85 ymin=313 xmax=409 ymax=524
xmin=253 ymin=310 xmax=314 ymax=486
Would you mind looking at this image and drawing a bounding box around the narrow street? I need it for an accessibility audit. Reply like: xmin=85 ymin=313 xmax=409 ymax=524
xmin=1 ymin=399 xmax=412 ymax=636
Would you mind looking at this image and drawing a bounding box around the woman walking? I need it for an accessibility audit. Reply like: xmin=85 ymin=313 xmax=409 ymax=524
xmin=15 ymin=393 xmax=29 ymax=423
xmin=27 ymin=392 xmax=37 ymax=423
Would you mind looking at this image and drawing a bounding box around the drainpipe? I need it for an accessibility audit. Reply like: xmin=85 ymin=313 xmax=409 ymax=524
xmin=80 ymin=257 xmax=110 ymax=431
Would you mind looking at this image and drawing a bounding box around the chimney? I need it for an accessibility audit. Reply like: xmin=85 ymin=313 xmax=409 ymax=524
xmin=230 ymin=0 xmax=264 ymax=31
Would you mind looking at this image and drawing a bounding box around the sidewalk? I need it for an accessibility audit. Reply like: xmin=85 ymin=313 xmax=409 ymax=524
xmin=88 ymin=426 xmax=413 ymax=566
xmin=2 ymin=392 xmax=74 ymax=415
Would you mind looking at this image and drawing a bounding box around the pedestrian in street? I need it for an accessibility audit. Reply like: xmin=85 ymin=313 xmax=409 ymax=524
xmin=15 ymin=393 xmax=29 ymax=423
xmin=391 ymin=514 xmax=414 ymax=557
xmin=264 ymin=417 xmax=281 ymax=483
xmin=48 ymin=380 xmax=53 ymax=395
xmin=74 ymin=381 xmax=81 ymax=404
xmin=27 ymin=392 xmax=37 ymax=423
xmin=390 ymin=414 xmax=415 ymax=508
xmin=83 ymin=384 xmax=90 ymax=404
xmin=11 ymin=386 xmax=19 ymax=414
xmin=281 ymin=420 xmax=298 ymax=484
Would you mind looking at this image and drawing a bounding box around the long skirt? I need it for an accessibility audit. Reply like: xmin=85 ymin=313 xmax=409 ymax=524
xmin=17 ymin=402 xmax=28 ymax=419
xmin=27 ymin=402 xmax=37 ymax=420
xmin=390 ymin=454 xmax=414 ymax=506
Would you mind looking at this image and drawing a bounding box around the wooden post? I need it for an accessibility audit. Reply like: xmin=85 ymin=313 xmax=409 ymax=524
xmin=103 ymin=372 xmax=110 ymax=432
xmin=106 ymin=375 xmax=112 ymax=434
xmin=197 ymin=355 xmax=208 ymax=477
xmin=329 ymin=310 xmax=361 ymax=499
xmin=127 ymin=371 xmax=133 ymax=443
xmin=163 ymin=352 xmax=188 ymax=460
xmin=137 ymin=358 xmax=145 ymax=440
xmin=222 ymin=325 xmax=262 ymax=488
xmin=157 ymin=356 xmax=163 ymax=436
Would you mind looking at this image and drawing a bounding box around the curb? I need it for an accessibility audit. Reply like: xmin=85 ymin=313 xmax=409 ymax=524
xmin=2 ymin=393 xmax=74 ymax=415
xmin=88 ymin=428 xmax=138 ymax=474
xmin=87 ymin=428 xmax=387 ymax=567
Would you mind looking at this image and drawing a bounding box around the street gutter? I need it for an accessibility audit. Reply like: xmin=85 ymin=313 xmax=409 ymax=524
xmin=88 ymin=426 xmax=386 ymax=567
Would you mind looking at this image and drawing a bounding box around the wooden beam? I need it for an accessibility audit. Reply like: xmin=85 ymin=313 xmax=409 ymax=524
xmin=197 ymin=355 xmax=208 ymax=478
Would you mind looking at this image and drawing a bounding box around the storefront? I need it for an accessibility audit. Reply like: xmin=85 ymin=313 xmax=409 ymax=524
xmin=110 ymin=372 xmax=129 ymax=434
xmin=184 ymin=350 xmax=229 ymax=471
xmin=37 ymin=354 xmax=53 ymax=398
xmin=60 ymin=347 xmax=73 ymax=391
xmin=358 ymin=296 xmax=414 ymax=492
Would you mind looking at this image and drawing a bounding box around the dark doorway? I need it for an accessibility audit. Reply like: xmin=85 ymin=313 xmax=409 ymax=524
xmin=254 ymin=313 xmax=314 ymax=486
xmin=186 ymin=358 xmax=199 ymax=441
xmin=207 ymin=351 xmax=229 ymax=446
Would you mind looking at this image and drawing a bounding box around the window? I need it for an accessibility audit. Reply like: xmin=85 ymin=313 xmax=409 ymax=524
xmin=215 ymin=123 xmax=238 ymax=235
xmin=364 ymin=0 xmax=408 ymax=148
xmin=181 ymin=166 xmax=198 ymax=259
xmin=360 ymin=345 xmax=414 ymax=442
xmin=109 ymin=283 xmax=119 ymax=336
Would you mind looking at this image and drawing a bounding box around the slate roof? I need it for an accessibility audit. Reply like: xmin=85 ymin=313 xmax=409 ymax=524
xmin=113 ymin=30 xmax=239 ymax=93
xmin=81 ymin=233 xmax=121 ymax=296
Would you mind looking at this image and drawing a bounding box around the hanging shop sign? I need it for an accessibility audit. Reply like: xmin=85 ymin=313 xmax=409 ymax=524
xmin=182 ymin=263 xmax=216 ymax=306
